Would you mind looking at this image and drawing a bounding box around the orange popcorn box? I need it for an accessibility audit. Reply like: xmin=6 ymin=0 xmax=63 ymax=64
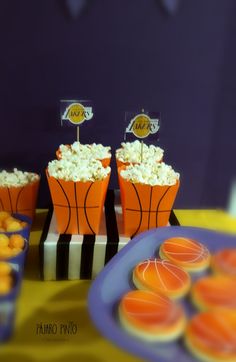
xmin=118 ymin=166 xmax=180 ymax=237
xmin=46 ymin=170 xmax=110 ymax=235
xmin=0 ymin=178 xmax=40 ymax=220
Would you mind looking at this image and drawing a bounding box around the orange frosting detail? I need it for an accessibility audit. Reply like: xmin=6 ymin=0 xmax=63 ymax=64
xmin=120 ymin=290 xmax=184 ymax=331
xmin=192 ymin=276 xmax=236 ymax=310
xmin=160 ymin=237 xmax=210 ymax=269
xmin=186 ymin=310 xmax=236 ymax=359
xmin=133 ymin=258 xmax=191 ymax=297
xmin=212 ymin=249 xmax=236 ymax=277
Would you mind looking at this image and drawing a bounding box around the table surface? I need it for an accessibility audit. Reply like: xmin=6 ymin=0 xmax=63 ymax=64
xmin=0 ymin=209 xmax=236 ymax=362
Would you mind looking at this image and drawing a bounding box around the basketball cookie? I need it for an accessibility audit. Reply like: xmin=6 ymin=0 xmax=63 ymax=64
xmin=132 ymin=258 xmax=191 ymax=299
xmin=211 ymin=248 xmax=236 ymax=278
xmin=191 ymin=275 xmax=236 ymax=311
xmin=119 ymin=289 xmax=186 ymax=342
xmin=185 ymin=309 xmax=236 ymax=362
xmin=159 ymin=237 xmax=210 ymax=272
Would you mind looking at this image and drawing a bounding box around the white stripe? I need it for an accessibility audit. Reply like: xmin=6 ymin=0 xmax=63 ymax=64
xmin=43 ymin=212 xmax=58 ymax=280
xmin=115 ymin=191 xmax=130 ymax=251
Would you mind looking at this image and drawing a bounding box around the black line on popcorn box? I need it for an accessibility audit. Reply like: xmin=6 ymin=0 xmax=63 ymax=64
xmin=84 ymin=183 xmax=96 ymax=234
xmin=7 ymin=187 xmax=13 ymax=212
xmin=131 ymin=184 xmax=143 ymax=238
xmin=155 ymin=186 xmax=171 ymax=228
xmin=104 ymin=190 xmax=119 ymax=264
xmin=80 ymin=235 xmax=96 ymax=279
xmin=56 ymin=234 xmax=71 ymax=279
xmin=15 ymin=186 xmax=24 ymax=213
xmin=39 ymin=207 xmax=53 ymax=279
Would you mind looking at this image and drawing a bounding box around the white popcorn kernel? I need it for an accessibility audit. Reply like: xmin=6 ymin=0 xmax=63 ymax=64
xmin=59 ymin=141 xmax=111 ymax=161
xmin=116 ymin=140 xmax=164 ymax=163
xmin=47 ymin=158 xmax=111 ymax=182
xmin=0 ymin=169 xmax=39 ymax=187
xmin=120 ymin=162 xmax=179 ymax=186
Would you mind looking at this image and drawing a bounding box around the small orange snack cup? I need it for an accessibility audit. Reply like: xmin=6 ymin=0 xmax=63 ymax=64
xmin=46 ymin=170 xmax=110 ymax=235
xmin=0 ymin=176 xmax=40 ymax=219
xmin=118 ymin=166 xmax=180 ymax=237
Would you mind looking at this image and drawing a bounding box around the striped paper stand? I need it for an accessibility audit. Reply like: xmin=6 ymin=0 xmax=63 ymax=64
xmin=39 ymin=190 xmax=179 ymax=280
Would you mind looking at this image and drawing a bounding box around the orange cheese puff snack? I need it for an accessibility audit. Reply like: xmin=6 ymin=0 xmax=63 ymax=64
xmin=0 ymin=211 xmax=11 ymax=222
xmin=185 ymin=309 xmax=236 ymax=362
xmin=0 ymin=247 xmax=12 ymax=259
xmin=133 ymin=258 xmax=191 ymax=300
xmin=159 ymin=237 xmax=211 ymax=272
xmin=211 ymin=248 xmax=236 ymax=278
xmin=119 ymin=289 xmax=186 ymax=342
xmin=9 ymin=234 xmax=24 ymax=249
xmin=3 ymin=217 xmax=22 ymax=232
xmin=191 ymin=275 xmax=236 ymax=311
xmin=0 ymin=261 xmax=11 ymax=276
xmin=0 ymin=275 xmax=12 ymax=295
xmin=0 ymin=234 xmax=9 ymax=247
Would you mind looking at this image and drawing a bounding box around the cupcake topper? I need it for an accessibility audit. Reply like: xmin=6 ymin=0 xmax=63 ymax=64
xmin=124 ymin=110 xmax=161 ymax=163
xmin=60 ymin=99 xmax=93 ymax=141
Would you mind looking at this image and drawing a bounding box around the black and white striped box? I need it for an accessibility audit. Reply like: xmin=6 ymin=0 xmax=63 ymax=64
xmin=39 ymin=190 xmax=180 ymax=280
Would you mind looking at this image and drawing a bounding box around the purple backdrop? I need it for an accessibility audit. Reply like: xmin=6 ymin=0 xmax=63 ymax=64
xmin=0 ymin=0 xmax=235 ymax=208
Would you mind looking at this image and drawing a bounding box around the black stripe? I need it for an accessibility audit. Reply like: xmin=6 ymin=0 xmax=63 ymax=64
xmin=56 ymin=234 xmax=71 ymax=280
xmin=39 ymin=207 xmax=53 ymax=280
xmin=80 ymin=234 xmax=96 ymax=279
xmin=169 ymin=210 xmax=180 ymax=226
xmin=104 ymin=189 xmax=119 ymax=264
xmin=52 ymin=204 xmax=99 ymax=209
xmin=126 ymin=208 xmax=171 ymax=213
xmin=0 ymin=198 xmax=4 ymax=210
xmin=148 ymin=187 xmax=153 ymax=229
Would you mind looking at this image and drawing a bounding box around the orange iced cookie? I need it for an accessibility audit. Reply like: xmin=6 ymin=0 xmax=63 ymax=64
xmin=211 ymin=249 xmax=236 ymax=278
xmin=185 ymin=309 xmax=236 ymax=362
xmin=159 ymin=237 xmax=210 ymax=272
xmin=133 ymin=258 xmax=191 ymax=299
xmin=191 ymin=275 xmax=236 ymax=311
xmin=119 ymin=289 xmax=186 ymax=342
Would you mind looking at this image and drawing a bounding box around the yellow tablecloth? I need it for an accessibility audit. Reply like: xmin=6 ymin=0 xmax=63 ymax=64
xmin=0 ymin=209 xmax=235 ymax=362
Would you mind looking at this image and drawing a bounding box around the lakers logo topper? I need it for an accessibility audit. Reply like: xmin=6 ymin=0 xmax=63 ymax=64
xmin=125 ymin=111 xmax=160 ymax=141
xmin=60 ymin=100 xmax=93 ymax=126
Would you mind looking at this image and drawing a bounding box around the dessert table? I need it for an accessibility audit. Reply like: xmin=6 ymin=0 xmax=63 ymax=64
xmin=0 ymin=209 xmax=235 ymax=362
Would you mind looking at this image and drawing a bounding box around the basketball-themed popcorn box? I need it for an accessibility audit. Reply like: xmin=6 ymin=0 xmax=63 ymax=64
xmin=46 ymin=157 xmax=111 ymax=235
xmin=118 ymin=163 xmax=180 ymax=237
xmin=0 ymin=169 xmax=40 ymax=219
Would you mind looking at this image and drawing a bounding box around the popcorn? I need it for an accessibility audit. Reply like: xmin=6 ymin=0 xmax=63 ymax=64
xmin=58 ymin=142 xmax=111 ymax=161
xmin=120 ymin=162 xmax=179 ymax=186
xmin=116 ymin=140 xmax=164 ymax=163
xmin=0 ymin=169 xmax=39 ymax=188
xmin=48 ymin=158 xmax=111 ymax=182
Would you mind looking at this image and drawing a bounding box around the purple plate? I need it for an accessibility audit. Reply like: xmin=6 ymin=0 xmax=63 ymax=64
xmin=88 ymin=226 xmax=236 ymax=362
